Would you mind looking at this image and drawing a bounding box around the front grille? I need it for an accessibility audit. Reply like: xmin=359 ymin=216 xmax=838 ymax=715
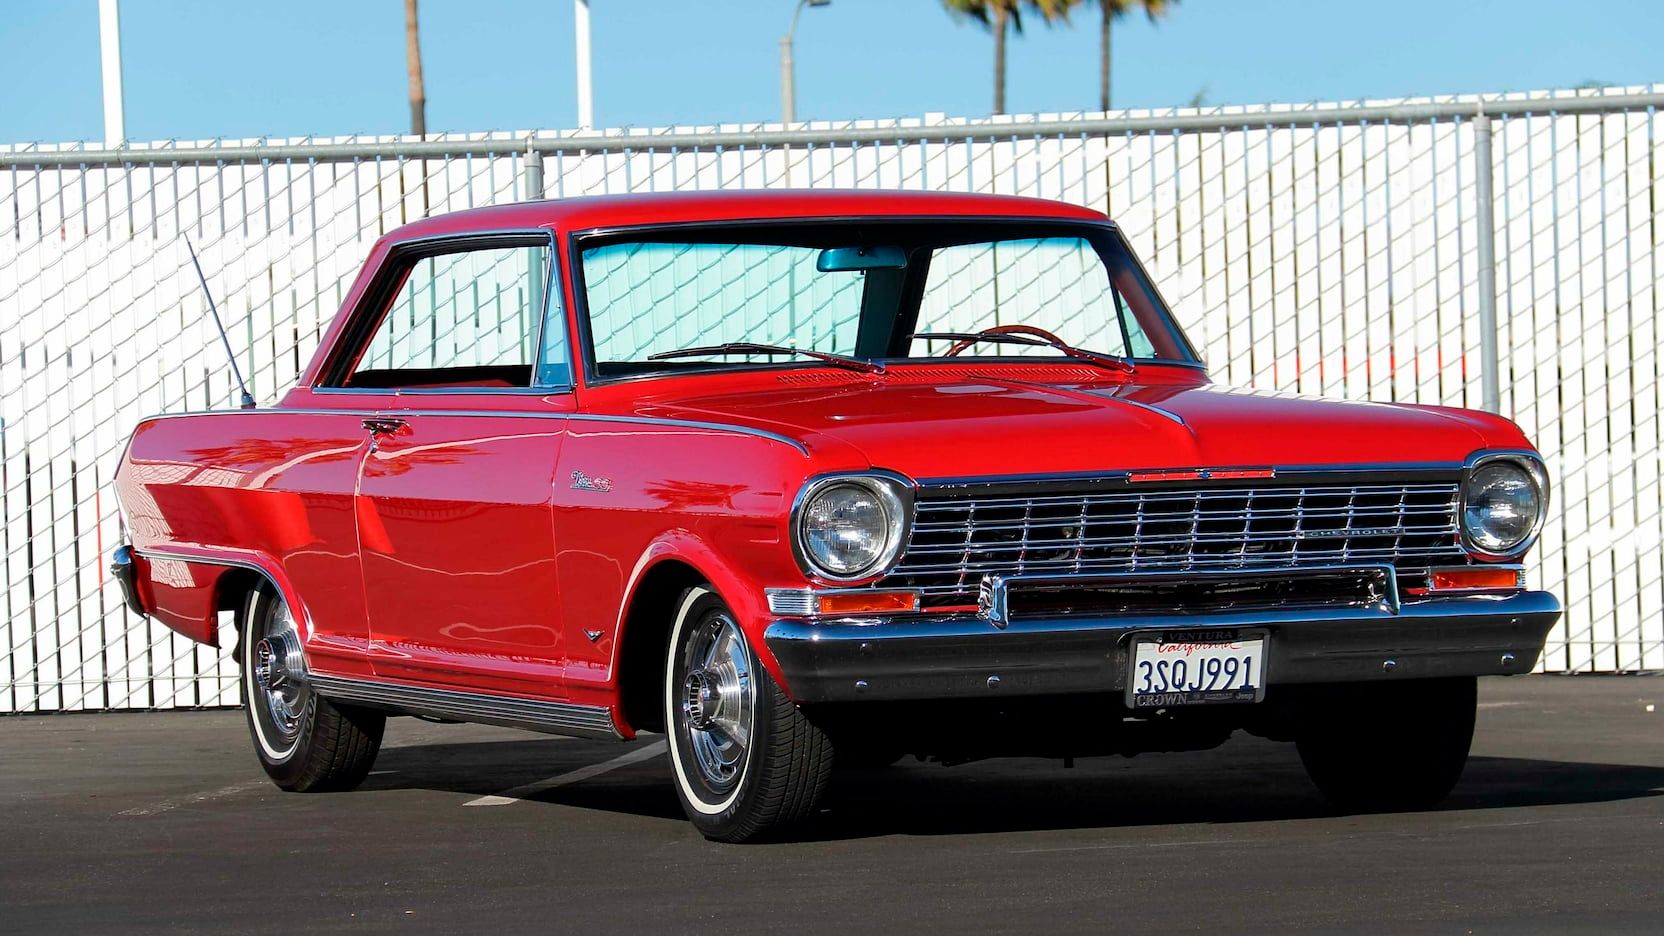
xmin=885 ymin=480 xmax=1466 ymax=603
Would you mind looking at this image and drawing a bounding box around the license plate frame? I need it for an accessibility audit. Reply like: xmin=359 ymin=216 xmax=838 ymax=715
xmin=1125 ymin=628 xmax=1268 ymax=709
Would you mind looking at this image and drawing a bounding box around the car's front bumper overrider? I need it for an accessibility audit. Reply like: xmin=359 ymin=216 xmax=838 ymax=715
xmin=764 ymin=590 xmax=1562 ymax=704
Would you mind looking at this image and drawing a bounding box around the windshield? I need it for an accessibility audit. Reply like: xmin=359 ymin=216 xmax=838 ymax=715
xmin=575 ymin=220 xmax=1198 ymax=380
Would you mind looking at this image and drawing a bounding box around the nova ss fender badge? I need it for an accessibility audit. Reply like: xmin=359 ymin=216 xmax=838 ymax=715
xmin=570 ymin=469 xmax=613 ymax=493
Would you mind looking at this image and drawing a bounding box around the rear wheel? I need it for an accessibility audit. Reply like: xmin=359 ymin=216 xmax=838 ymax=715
xmin=1296 ymin=676 xmax=1476 ymax=812
xmin=239 ymin=585 xmax=384 ymax=792
xmin=664 ymin=587 xmax=833 ymax=842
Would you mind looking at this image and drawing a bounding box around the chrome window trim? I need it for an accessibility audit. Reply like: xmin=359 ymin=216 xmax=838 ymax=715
xmin=565 ymin=216 xmax=1205 ymax=389
xmin=790 ymin=469 xmax=918 ymax=583
xmin=316 ymin=228 xmax=561 ymax=391
xmin=1458 ymin=449 xmax=1550 ymax=559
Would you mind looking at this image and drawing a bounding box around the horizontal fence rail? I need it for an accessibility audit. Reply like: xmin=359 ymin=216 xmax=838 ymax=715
xmin=1 ymin=85 xmax=1660 ymax=711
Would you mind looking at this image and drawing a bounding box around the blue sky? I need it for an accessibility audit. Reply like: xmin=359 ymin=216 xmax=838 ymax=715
xmin=2 ymin=0 xmax=1659 ymax=144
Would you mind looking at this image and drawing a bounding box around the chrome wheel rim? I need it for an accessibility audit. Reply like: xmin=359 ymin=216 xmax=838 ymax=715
xmin=679 ymin=613 xmax=755 ymax=794
xmin=249 ymin=597 xmax=309 ymax=758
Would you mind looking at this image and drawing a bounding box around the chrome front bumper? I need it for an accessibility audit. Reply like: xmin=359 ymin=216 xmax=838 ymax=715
xmin=763 ymin=589 xmax=1562 ymax=704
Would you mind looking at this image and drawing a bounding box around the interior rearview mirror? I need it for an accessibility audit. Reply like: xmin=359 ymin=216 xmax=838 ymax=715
xmin=816 ymin=245 xmax=907 ymax=272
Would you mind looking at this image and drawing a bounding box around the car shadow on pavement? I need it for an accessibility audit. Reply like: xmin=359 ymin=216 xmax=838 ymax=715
xmin=360 ymin=735 xmax=1664 ymax=839
xmin=803 ymin=754 xmax=1664 ymax=840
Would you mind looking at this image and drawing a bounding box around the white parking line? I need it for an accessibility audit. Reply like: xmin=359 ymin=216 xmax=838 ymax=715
xmin=462 ymin=740 xmax=668 ymax=807
xmin=118 ymin=780 xmax=269 ymax=817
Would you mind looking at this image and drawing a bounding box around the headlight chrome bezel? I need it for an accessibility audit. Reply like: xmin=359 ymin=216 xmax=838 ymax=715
xmin=1459 ymin=451 xmax=1549 ymax=559
xmin=791 ymin=471 xmax=915 ymax=583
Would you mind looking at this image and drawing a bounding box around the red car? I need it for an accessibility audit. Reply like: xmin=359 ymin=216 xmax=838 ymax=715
xmin=112 ymin=190 xmax=1560 ymax=842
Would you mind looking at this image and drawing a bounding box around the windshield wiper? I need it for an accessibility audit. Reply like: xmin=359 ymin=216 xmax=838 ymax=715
xmin=646 ymin=342 xmax=884 ymax=374
xmin=909 ymin=332 xmax=1137 ymax=374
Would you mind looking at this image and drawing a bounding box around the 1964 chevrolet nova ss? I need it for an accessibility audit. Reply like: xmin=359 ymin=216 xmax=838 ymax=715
xmin=112 ymin=190 xmax=1560 ymax=841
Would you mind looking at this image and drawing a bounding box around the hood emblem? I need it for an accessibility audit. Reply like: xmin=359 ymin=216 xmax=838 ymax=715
xmin=1128 ymin=468 xmax=1276 ymax=483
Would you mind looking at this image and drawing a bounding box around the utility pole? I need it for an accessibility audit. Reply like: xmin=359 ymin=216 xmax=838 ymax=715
xmin=98 ymin=0 xmax=125 ymax=146
xmin=405 ymin=0 xmax=426 ymax=136
xmin=575 ymin=0 xmax=593 ymax=129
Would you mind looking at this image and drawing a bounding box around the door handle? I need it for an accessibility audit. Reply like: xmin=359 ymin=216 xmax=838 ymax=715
xmin=361 ymin=417 xmax=408 ymax=436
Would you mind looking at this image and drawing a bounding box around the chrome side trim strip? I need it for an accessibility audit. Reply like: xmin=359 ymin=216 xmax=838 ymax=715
xmin=1102 ymin=396 xmax=1188 ymax=426
xmin=134 ymin=409 xmax=810 ymax=455
xmin=308 ymin=673 xmax=623 ymax=740
xmin=135 ymin=546 xmax=269 ymax=571
xmin=309 ymin=386 xmax=575 ymax=397
xmin=568 ymin=413 xmax=810 ymax=455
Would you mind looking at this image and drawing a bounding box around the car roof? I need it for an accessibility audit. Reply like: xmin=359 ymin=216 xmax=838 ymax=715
xmin=383 ymin=189 xmax=1109 ymax=242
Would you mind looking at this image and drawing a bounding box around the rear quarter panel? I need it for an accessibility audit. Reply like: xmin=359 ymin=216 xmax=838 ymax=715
xmin=115 ymin=411 xmax=373 ymax=676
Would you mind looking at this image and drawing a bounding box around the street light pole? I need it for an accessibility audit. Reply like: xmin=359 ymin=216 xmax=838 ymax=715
xmin=575 ymin=0 xmax=593 ymax=129
xmin=98 ymin=0 xmax=125 ymax=146
xmin=780 ymin=0 xmax=829 ymax=125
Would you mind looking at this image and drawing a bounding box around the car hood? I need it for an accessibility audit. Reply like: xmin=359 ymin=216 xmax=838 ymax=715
xmin=628 ymin=372 xmax=1530 ymax=479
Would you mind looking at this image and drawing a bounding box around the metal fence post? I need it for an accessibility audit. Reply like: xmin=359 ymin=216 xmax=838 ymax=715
xmin=524 ymin=146 xmax=545 ymax=201
xmin=1473 ymin=111 xmax=1501 ymax=414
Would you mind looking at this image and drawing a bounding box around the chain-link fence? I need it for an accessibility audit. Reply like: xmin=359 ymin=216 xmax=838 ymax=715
xmin=3 ymin=85 xmax=1661 ymax=712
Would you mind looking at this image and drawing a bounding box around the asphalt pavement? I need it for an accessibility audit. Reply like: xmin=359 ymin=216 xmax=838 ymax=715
xmin=2 ymin=675 xmax=1661 ymax=934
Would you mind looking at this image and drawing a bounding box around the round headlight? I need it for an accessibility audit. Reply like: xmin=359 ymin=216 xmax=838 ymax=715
xmin=795 ymin=476 xmax=910 ymax=580
xmin=1462 ymin=458 xmax=1545 ymax=554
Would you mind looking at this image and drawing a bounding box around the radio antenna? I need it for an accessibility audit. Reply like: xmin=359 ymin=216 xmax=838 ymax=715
xmin=183 ymin=235 xmax=255 ymax=409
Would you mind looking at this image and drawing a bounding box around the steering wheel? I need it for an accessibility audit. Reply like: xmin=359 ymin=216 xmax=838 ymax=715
xmin=943 ymin=323 xmax=1070 ymax=357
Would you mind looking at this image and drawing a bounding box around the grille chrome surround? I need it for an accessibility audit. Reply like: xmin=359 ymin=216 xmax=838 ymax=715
xmin=883 ymin=480 xmax=1467 ymax=602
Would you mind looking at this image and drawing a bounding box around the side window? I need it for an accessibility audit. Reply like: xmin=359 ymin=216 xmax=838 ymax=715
xmin=347 ymin=241 xmax=553 ymax=389
xmin=537 ymin=265 xmax=572 ymax=387
xmin=1117 ymin=290 xmax=1157 ymax=358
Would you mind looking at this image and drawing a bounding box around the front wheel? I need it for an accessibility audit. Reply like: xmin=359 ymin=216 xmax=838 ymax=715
xmin=239 ymin=585 xmax=384 ymax=792
xmin=664 ymin=587 xmax=833 ymax=842
xmin=1296 ymin=676 xmax=1476 ymax=812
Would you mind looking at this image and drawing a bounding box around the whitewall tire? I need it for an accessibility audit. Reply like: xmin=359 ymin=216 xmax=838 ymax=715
xmin=664 ymin=586 xmax=833 ymax=842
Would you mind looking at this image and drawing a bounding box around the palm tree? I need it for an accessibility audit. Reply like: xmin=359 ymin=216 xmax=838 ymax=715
xmin=404 ymin=0 xmax=426 ymax=136
xmin=1092 ymin=0 xmax=1174 ymax=112
xmin=943 ymin=0 xmax=1074 ymax=115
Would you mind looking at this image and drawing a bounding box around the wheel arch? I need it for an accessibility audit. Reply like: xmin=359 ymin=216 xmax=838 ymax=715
xmin=134 ymin=545 xmax=313 ymax=654
xmin=612 ymin=535 xmax=786 ymax=735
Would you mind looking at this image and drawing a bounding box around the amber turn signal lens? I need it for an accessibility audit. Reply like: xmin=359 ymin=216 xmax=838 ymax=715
xmin=1430 ymin=568 xmax=1522 ymax=591
xmin=816 ymin=591 xmax=918 ymax=615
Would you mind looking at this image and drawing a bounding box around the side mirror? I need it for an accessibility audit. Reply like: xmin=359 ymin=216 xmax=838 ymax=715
xmin=816 ymin=245 xmax=907 ymax=272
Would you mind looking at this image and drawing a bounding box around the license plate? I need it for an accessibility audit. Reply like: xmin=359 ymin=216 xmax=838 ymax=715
xmin=1126 ymin=630 xmax=1266 ymax=708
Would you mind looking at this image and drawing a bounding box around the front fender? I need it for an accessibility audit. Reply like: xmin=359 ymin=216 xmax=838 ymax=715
xmin=615 ymin=532 xmax=796 ymax=694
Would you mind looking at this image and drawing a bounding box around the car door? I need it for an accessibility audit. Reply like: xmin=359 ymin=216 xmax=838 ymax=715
xmin=356 ymin=404 xmax=570 ymax=695
xmin=323 ymin=232 xmax=578 ymax=697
